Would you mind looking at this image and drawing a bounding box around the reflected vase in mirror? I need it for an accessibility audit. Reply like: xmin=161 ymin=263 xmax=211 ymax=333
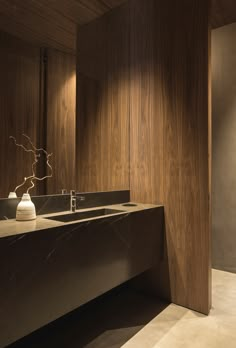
xmin=8 ymin=192 xmax=17 ymax=198
xmin=16 ymin=193 xmax=36 ymax=221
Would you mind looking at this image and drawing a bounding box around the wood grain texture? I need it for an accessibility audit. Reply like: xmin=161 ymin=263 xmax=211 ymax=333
xmin=0 ymin=31 xmax=41 ymax=198
xmin=129 ymin=0 xmax=211 ymax=314
xmin=38 ymin=0 xmax=126 ymax=25
xmin=0 ymin=0 xmax=234 ymax=55
xmin=46 ymin=49 xmax=76 ymax=194
xmin=129 ymin=0 xmax=164 ymax=204
xmin=0 ymin=0 xmax=126 ymax=53
xmin=36 ymin=48 xmax=47 ymax=196
xmin=211 ymin=0 xmax=236 ymax=28
xmin=76 ymin=0 xmax=211 ymax=314
xmin=208 ymin=26 xmax=212 ymax=308
xmin=76 ymin=6 xmax=130 ymax=192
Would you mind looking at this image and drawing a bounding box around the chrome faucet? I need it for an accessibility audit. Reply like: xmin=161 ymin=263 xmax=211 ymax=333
xmin=70 ymin=190 xmax=85 ymax=212
xmin=70 ymin=190 xmax=76 ymax=212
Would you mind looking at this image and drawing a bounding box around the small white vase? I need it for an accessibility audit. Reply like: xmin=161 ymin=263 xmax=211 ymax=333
xmin=8 ymin=192 xmax=17 ymax=198
xmin=16 ymin=193 xmax=36 ymax=221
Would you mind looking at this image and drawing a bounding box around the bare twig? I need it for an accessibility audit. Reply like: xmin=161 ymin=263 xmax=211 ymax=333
xmin=27 ymin=153 xmax=53 ymax=193
xmin=9 ymin=136 xmax=35 ymax=154
xmin=9 ymin=134 xmax=53 ymax=194
xmin=22 ymin=134 xmax=51 ymax=156
xmin=14 ymin=153 xmax=40 ymax=192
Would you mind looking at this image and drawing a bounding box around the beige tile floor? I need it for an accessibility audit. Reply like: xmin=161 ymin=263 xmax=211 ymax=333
xmin=122 ymin=269 xmax=236 ymax=348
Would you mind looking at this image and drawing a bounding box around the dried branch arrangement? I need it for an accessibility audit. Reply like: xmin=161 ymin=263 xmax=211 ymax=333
xmin=9 ymin=134 xmax=53 ymax=195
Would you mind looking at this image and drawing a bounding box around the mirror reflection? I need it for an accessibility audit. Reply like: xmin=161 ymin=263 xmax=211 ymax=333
xmin=0 ymin=1 xmax=129 ymax=198
xmin=0 ymin=30 xmax=76 ymax=198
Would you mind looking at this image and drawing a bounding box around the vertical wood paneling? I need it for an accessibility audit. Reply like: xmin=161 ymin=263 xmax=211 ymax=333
xmin=77 ymin=6 xmax=130 ymax=192
xmin=46 ymin=49 xmax=76 ymax=194
xmin=0 ymin=32 xmax=41 ymax=198
xmin=129 ymin=0 xmax=211 ymax=314
xmin=76 ymin=0 xmax=211 ymax=314
xmin=208 ymin=25 xmax=212 ymax=309
xmin=129 ymin=0 xmax=164 ymax=204
xmin=36 ymin=48 xmax=47 ymax=196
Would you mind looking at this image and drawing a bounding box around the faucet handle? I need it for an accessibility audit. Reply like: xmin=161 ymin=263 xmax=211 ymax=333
xmin=61 ymin=189 xmax=67 ymax=194
xmin=71 ymin=197 xmax=77 ymax=212
xmin=70 ymin=190 xmax=76 ymax=196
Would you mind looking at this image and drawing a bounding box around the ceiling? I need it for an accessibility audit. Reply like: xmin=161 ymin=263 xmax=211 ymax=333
xmin=0 ymin=0 xmax=235 ymax=53
xmin=0 ymin=0 xmax=127 ymax=53
xmin=211 ymin=0 xmax=236 ymax=28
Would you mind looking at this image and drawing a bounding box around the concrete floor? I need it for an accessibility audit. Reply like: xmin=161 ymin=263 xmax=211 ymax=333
xmin=123 ymin=269 xmax=236 ymax=348
xmin=10 ymin=269 xmax=236 ymax=348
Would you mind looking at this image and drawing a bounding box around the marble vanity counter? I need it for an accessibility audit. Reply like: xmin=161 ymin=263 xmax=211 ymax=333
xmin=0 ymin=202 xmax=163 ymax=238
xmin=0 ymin=202 xmax=164 ymax=348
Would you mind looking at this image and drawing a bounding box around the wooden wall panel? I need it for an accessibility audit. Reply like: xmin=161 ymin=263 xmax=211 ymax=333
xmin=0 ymin=31 xmax=41 ymax=198
xmin=208 ymin=25 xmax=212 ymax=309
xmin=76 ymin=6 xmax=130 ymax=192
xmin=77 ymin=0 xmax=211 ymax=314
xmin=129 ymin=0 xmax=211 ymax=314
xmin=46 ymin=49 xmax=76 ymax=194
xmin=129 ymin=0 xmax=164 ymax=204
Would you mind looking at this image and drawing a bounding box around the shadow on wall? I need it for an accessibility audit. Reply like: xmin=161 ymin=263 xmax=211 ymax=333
xmin=212 ymin=22 xmax=236 ymax=274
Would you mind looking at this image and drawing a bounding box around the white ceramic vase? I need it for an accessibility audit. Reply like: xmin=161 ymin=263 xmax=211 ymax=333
xmin=8 ymin=192 xmax=17 ymax=198
xmin=16 ymin=193 xmax=36 ymax=221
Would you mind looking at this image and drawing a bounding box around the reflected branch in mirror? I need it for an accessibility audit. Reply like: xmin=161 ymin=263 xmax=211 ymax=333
xmin=9 ymin=134 xmax=53 ymax=195
xmin=27 ymin=153 xmax=53 ymax=194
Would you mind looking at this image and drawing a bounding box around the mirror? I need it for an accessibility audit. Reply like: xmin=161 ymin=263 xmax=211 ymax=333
xmin=76 ymin=7 xmax=130 ymax=193
xmin=0 ymin=30 xmax=76 ymax=198
xmin=0 ymin=2 xmax=130 ymax=198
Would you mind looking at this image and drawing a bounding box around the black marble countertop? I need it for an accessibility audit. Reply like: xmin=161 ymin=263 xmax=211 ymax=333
xmin=0 ymin=202 xmax=163 ymax=238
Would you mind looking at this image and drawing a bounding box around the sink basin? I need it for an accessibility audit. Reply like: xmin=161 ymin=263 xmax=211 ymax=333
xmin=45 ymin=208 xmax=125 ymax=223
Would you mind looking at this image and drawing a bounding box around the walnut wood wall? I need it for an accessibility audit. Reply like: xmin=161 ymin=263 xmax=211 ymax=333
xmin=76 ymin=6 xmax=130 ymax=192
xmin=46 ymin=49 xmax=76 ymax=194
xmin=0 ymin=31 xmax=41 ymax=197
xmin=129 ymin=0 xmax=211 ymax=315
xmin=77 ymin=0 xmax=211 ymax=314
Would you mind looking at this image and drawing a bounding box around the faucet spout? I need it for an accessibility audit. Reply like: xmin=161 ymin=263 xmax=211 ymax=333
xmin=70 ymin=190 xmax=85 ymax=212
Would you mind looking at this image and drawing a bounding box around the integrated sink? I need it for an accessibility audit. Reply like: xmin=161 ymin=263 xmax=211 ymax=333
xmin=45 ymin=208 xmax=125 ymax=223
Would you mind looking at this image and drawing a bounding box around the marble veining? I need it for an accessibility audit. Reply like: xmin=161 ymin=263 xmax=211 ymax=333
xmin=0 ymin=204 xmax=164 ymax=347
xmin=0 ymin=203 xmax=162 ymax=239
